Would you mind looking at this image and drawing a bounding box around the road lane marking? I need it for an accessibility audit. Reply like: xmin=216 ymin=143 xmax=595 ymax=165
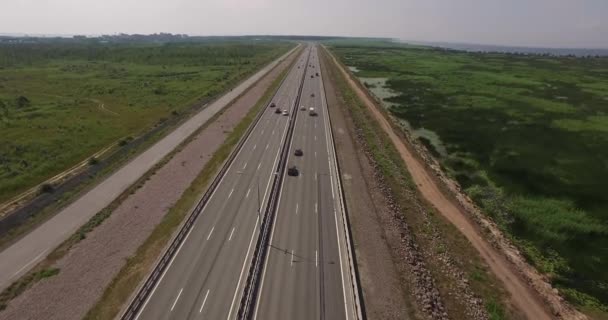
xmin=315 ymin=202 xmax=318 ymax=213
xmin=171 ymin=288 xmax=183 ymax=311
xmin=253 ymin=144 xmax=257 ymax=150
xmin=315 ymin=135 xmax=317 ymax=141
xmin=315 ymin=151 xmax=317 ymax=158
xmin=291 ymin=250 xmax=294 ymax=267
xmin=316 ymin=250 xmax=318 ymax=267
xmin=272 ymin=130 xmax=275 ymax=135
xmin=199 ymin=290 xmax=210 ymax=313
xmin=266 ymin=144 xmax=269 ymax=150
xmin=229 ymin=227 xmax=235 ymax=241
xmin=207 ymin=226 xmax=215 ymax=240
xmin=228 ymin=106 xmax=291 ymax=320
xmin=243 ymin=162 xmax=248 ymax=170
xmin=261 ymin=129 xmax=265 ymax=135
xmin=134 ymin=218 xmax=194 ymax=319
xmin=246 ymin=188 xmax=251 ymax=198
xmin=228 ymin=188 xmax=234 ymax=198
xmin=296 ymin=203 xmax=299 ymax=215
xmin=257 ymin=163 xmax=262 ymax=171
xmin=12 ymin=249 xmax=49 ymax=277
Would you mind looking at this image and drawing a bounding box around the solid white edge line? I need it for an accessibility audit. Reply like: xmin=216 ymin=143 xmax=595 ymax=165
xmin=253 ymin=48 xmax=309 ymax=320
xmin=132 ymin=46 xmax=300 ymax=320
xmin=320 ymin=54 xmax=350 ymax=320
xmin=12 ymin=249 xmax=48 ymax=277
xmin=226 ymin=83 xmax=294 ymax=320
xmin=170 ymin=288 xmax=183 ymax=311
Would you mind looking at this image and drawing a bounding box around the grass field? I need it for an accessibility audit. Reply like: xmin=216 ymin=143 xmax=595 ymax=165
xmin=328 ymin=40 xmax=608 ymax=315
xmin=0 ymin=40 xmax=291 ymax=203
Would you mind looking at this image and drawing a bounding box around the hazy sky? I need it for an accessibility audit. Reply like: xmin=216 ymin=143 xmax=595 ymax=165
xmin=1 ymin=0 xmax=606 ymax=48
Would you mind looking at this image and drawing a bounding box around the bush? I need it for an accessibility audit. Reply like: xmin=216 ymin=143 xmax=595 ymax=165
xmin=39 ymin=183 xmax=55 ymax=194
xmin=15 ymin=96 xmax=30 ymax=108
xmin=88 ymin=157 xmax=99 ymax=165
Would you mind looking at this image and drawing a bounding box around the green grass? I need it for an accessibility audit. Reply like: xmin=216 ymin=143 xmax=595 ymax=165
xmin=328 ymin=40 xmax=608 ymax=313
xmin=321 ymin=46 xmax=510 ymax=319
xmin=0 ymin=41 xmax=291 ymax=203
xmin=82 ymin=53 xmax=295 ymax=320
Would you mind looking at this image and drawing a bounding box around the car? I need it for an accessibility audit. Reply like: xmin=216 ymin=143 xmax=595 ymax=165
xmin=275 ymin=108 xmax=282 ymax=114
xmin=300 ymin=106 xmax=306 ymax=111
xmin=269 ymin=102 xmax=276 ymax=108
xmin=310 ymin=75 xmax=314 ymax=78
xmin=294 ymin=149 xmax=303 ymax=156
xmin=287 ymin=166 xmax=299 ymax=176
xmin=311 ymin=93 xmax=315 ymax=97
xmin=315 ymin=72 xmax=319 ymax=76
xmin=282 ymin=110 xmax=288 ymax=116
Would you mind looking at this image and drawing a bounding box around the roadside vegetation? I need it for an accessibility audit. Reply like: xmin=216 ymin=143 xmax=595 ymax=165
xmin=0 ymin=40 xmax=291 ymax=203
xmin=327 ymin=40 xmax=608 ymax=316
xmin=83 ymin=55 xmax=294 ymax=320
xmin=320 ymin=46 xmax=511 ymax=319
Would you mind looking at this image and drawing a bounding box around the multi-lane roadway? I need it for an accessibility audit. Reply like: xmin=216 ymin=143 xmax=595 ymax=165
xmin=131 ymin=44 xmax=358 ymax=320
xmin=253 ymin=45 xmax=357 ymax=320
xmin=134 ymin=46 xmax=311 ymax=320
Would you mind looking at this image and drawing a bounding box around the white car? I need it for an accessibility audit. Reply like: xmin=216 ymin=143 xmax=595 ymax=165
xmin=282 ymin=110 xmax=289 ymax=116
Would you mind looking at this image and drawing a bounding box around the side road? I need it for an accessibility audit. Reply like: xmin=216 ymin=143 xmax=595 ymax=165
xmin=0 ymin=45 xmax=298 ymax=292
xmin=323 ymin=46 xmax=557 ymax=320
xmin=0 ymin=45 xmax=300 ymax=320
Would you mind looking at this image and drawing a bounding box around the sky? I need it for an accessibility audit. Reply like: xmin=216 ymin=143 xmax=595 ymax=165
xmin=1 ymin=0 xmax=607 ymax=48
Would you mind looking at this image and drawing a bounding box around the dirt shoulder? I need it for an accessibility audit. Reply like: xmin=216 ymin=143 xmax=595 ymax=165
xmin=0 ymin=47 xmax=299 ymax=320
xmin=323 ymin=46 xmax=585 ymax=320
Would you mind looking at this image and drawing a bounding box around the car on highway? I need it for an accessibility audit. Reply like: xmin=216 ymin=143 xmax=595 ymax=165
xmin=282 ymin=110 xmax=289 ymax=116
xmin=294 ymin=149 xmax=303 ymax=156
xmin=309 ymin=107 xmax=317 ymax=116
xmin=275 ymin=108 xmax=282 ymax=114
xmin=300 ymin=105 xmax=306 ymax=111
xmin=310 ymin=75 xmax=314 ymax=78
xmin=316 ymin=72 xmax=319 ymax=76
xmin=311 ymin=93 xmax=315 ymax=97
xmin=287 ymin=165 xmax=299 ymax=176
xmin=269 ymin=102 xmax=276 ymax=108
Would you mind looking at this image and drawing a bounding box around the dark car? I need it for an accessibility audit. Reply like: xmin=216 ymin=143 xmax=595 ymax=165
xmin=311 ymin=93 xmax=315 ymax=97
xmin=294 ymin=149 xmax=303 ymax=156
xmin=315 ymin=72 xmax=319 ymax=76
xmin=275 ymin=108 xmax=282 ymax=114
xmin=287 ymin=166 xmax=299 ymax=176
xmin=269 ymin=102 xmax=276 ymax=108
xmin=310 ymin=75 xmax=314 ymax=78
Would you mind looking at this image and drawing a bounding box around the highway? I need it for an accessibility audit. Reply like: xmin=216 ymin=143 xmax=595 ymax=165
xmin=133 ymin=46 xmax=312 ymax=320
xmin=0 ymin=46 xmax=298 ymax=292
xmin=253 ymin=46 xmax=357 ymax=320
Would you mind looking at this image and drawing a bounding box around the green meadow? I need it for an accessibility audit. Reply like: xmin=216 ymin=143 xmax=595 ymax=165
xmin=329 ymin=41 xmax=608 ymax=314
xmin=0 ymin=41 xmax=291 ymax=202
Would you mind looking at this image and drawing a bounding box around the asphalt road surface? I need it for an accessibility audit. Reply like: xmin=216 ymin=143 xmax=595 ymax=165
xmin=0 ymin=46 xmax=298 ymax=292
xmin=253 ymin=46 xmax=357 ymax=320
xmin=134 ymin=47 xmax=312 ymax=320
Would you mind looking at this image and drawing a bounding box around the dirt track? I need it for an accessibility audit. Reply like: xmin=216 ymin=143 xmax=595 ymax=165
xmin=324 ymin=47 xmax=557 ymax=320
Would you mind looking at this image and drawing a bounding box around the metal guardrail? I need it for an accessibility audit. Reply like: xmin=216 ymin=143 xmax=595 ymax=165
xmin=318 ymin=44 xmax=365 ymax=319
xmin=119 ymin=47 xmax=299 ymax=320
xmin=238 ymin=47 xmax=312 ymax=320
